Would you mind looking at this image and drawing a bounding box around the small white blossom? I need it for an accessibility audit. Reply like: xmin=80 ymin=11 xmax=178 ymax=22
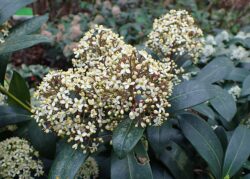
xmin=0 ymin=137 xmax=44 ymax=179
xmin=146 ymin=10 xmax=204 ymax=63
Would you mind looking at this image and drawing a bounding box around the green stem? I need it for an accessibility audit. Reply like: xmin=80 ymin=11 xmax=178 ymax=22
xmin=0 ymin=85 xmax=32 ymax=113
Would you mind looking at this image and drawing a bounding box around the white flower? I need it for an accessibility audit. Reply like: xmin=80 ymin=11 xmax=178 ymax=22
xmin=215 ymin=30 xmax=230 ymax=44
xmin=230 ymin=45 xmax=249 ymax=61
xmin=228 ymin=85 xmax=241 ymax=101
xmin=203 ymin=44 xmax=216 ymax=57
xmin=0 ymin=137 xmax=44 ymax=178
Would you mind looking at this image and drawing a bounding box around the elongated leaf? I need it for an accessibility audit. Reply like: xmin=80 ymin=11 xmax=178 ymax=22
xmin=0 ymin=105 xmax=31 ymax=127
xmin=195 ymin=57 xmax=234 ymax=84
xmin=112 ymin=118 xmax=145 ymax=158
xmin=158 ymin=141 xmax=193 ymax=179
xmin=9 ymin=14 xmax=48 ymax=38
xmin=7 ymin=71 xmax=30 ymax=106
xmin=147 ymin=120 xmax=183 ymax=156
xmin=214 ymin=126 xmax=228 ymax=152
xmin=0 ymin=0 xmax=34 ymax=24
xmin=225 ymin=68 xmax=250 ymax=82
xmin=147 ymin=120 xmax=191 ymax=179
xmin=0 ymin=35 xmax=51 ymax=54
xmin=242 ymin=75 xmax=250 ymax=96
xmin=28 ymin=120 xmax=56 ymax=158
xmin=48 ymin=143 xmax=88 ymax=179
xmin=222 ymin=125 xmax=250 ymax=178
xmin=210 ymin=86 xmax=236 ymax=122
xmin=169 ymin=80 xmax=216 ymax=111
xmin=178 ymin=113 xmax=223 ymax=179
xmin=111 ymin=141 xmax=153 ymax=179
xmin=151 ymin=162 xmax=174 ymax=179
xmin=0 ymin=54 xmax=9 ymax=85
xmin=192 ymin=103 xmax=215 ymax=120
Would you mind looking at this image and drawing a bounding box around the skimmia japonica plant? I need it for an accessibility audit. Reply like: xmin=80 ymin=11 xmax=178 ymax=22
xmin=1 ymin=3 xmax=250 ymax=179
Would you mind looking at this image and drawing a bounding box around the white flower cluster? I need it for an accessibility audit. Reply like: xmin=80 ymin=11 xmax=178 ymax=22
xmin=75 ymin=157 xmax=99 ymax=179
xmin=146 ymin=10 xmax=204 ymax=63
xmin=228 ymin=85 xmax=241 ymax=101
xmin=34 ymin=25 xmax=179 ymax=153
xmin=0 ymin=22 xmax=10 ymax=44
xmin=0 ymin=93 xmax=6 ymax=105
xmin=201 ymin=30 xmax=250 ymax=63
xmin=0 ymin=137 xmax=44 ymax=179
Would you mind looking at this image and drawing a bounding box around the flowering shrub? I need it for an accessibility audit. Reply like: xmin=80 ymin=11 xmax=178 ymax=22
xmin=1 ymin=3 xmax=250 ymax=179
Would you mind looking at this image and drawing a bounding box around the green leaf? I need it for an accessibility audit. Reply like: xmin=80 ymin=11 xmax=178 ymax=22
xmin=7 ymin=71 xmax=30 ymax=106
xmin=0 ymin=0 xmax=34 ymax=24
xmin=151 ymin=162 xmax=174 ymax=179
xmin=242 ymin=75 xmax=250 ymax=96
xmin=0 ymin=54 xmax=9 ymax=85
xmin=225 ymin=68 xmax=250 ymax=82
xmin=9 ymin=14 xmax=48 ymax=38
xmin=0 ymin=105 xmax=31 ymax=127
xmin=48 ymin=143 xmax=88 ymax=179
xmin=222 ymin=125 xmax=250 ymax=178
xmin=0 ymin=35 xmax=51 ymax=54
xmin=210 ymin=86 xmax=236 ymax=122
xmin=178 ymin=113 xmax=223 ymax=179
xmin=147 ymin=120 xmax=183 ymax=156
xmin=169 ymin=80 xmax=216 ymax=111
xmin=195 ymin=56 xmax=234 ymax=84
xmin=111 ymin=141 xmax=153 ymax=179
xmin=147 ymin=120 xmax=192 ymax=179
xmin=192 ymin=103 xmax=215 ymax=120
xmin=158 ymin=141 xmax=193 ymax=179
xmin=214 ymin=126 xmax=228 ymax=152
xmin=28 ymin=120 xmax=57 ymax=158
xmin=112 ymin=118 xmax=145 ymax=158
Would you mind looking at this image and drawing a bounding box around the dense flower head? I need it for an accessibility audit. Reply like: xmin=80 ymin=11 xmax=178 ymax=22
xmin=73 ymin=25 xmax=180 ymax=128
xmin=75 ymin=157 xmax=99 ymax=179
xmin=33 ymin=69 xmax=107 ymax=153
xmin=0 ymin=137 xmax=44 ymax=179
xmin=0 ymin=22 xmax=11 ymax=44
xmin=34 ymin=25 xmax=180 ymax=153
xmin=72 ymin=24 xmax=127 ymax=67
xmin=146 ymin=10 xmax=204 ymax=63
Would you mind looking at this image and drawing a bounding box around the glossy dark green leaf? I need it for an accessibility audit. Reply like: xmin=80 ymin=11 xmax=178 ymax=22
xmin=178 ymin=113 xmax=223 ymax=179
xmin=111 ymin=141 xmax=153 ymax=179
xmin=9 ymin=14 xmax=49 ymax=38
xmin=7 ymin=71 xmax=30 ymax=106
xmin=225 ymin=68 xmax=250 ymax=82
xmin=158 ymin=141 xmax=193 ymax=179
xmin=0 ymin=54 xmax=9 ymax=85
xmin=0 ymin=0 xmax=34 ymax=24
xmin=242 ymin=75 xmax=250 ymax=96
xmin=169 ymin=80 xmax=216 ymax=111
xmin=214 ymin=126 xmax=228 ymax=152
xmin=244 ymin=174 xmax=250 ymax=179
xmin=192 ymin=103 xmax=215 ymax=120
xmin=0 ymin=35 xmax=51 ymax=54
xmin=0 ymin=105 xmax=31 ymax=127
xmin=147 ymin=120 xmax=183 ymax=156
xmin=28 ymin=120 xmax=56 ymax=158
xmin=151 ymin=162 xmax=174 ymax=179
xmin=210 ymin=86 xmax=236 ymax=122
xmin=195 ymin=57 xmax=234 ymax=83
xmin=112 ymin=118 xmax=145 ymax=158
xmin=222 ymin=125 xmax=250 ymax=178
xmin=147 ymin=120 xmax=192 ymax=179
xmin=48 ymin=143 xmax=88 ymax=179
